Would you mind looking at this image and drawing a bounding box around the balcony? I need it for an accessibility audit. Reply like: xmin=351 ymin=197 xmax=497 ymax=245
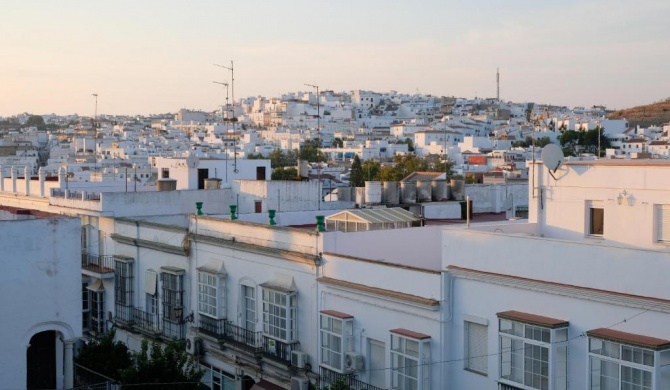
xmin=319 ymin=366 xmax=387 ymax=390
xmin=163 ymin=318 xmax=185 ymax=340
xmin=262 ymin=336 xmax=300 ymax=365
xmin=132 ymin=307 xmax=161 ymax=335
xmin=199 ymin=317 xmax=263 ymax=354
xmin=114 ymin=303 xmax=134 ymax=324
xmin=81 ymin=252 xmax=115 ymax=278
xmin=199 ymin=316 xmax=226 ymax=339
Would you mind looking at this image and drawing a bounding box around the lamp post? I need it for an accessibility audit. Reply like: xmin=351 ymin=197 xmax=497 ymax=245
xmin=214 ymin=61 xmax=238 ymax=172
xmin=305 ymin=83 xmax=321 ymax=209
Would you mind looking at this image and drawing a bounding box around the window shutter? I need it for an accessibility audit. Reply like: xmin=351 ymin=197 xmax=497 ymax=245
xmin=466 ymin=322 xmax=488 ymax=375
xmin=659 ymin=205 xmax=670 ymax=243
xmin=145 ymin=270 xmax=157 ymax=295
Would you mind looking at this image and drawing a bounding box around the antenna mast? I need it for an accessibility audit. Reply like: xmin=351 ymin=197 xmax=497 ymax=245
xmin=496 ymin=68 xmax=500 ymax=102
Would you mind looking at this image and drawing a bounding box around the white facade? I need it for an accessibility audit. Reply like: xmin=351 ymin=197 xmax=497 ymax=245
xmin=0 ymin=208 xmax=81 ymax=389
xmin=154 ymin=156 xmax=272 ymax=189
xmin=442 ymin=159 xmax=670 ymax=389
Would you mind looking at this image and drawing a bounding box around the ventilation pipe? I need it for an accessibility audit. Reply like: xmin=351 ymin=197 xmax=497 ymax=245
xmin=315 ymin=216 xmax=325 ymax=232
xmin=229 ymin=204 xmax=238 ymax=220
xmin=196 ymin=202 xmax=204 ymax=215
xmin=268 ymin=209 xmax=277 ymax=226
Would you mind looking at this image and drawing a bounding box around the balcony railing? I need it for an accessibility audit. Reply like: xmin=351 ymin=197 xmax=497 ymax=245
xmin=81 ymin=252 xmax=115 ymax=275
xmin=262 ymin=336 xmax=299 ymax=364
xmin=222 ymin=321 xmax=262 ymax=352
xmin=163 ymin=318 xmax=185 ymax=340
xmin=132 ymin=307 xmax=161 ymax=334
xmin=319 ymin=366 xmax=387 ymax=390
xmin=115 ymin=303 xmax=134 ymax=324
xmin=199 ymin=315 xmax=226 ymax=339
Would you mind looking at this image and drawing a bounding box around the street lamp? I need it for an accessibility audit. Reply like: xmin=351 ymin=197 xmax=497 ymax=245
xmin=305 ymin=83 xmax=321 ymax=208
xmin=215 ymin=61 xmax=238 ymax=172
xmin=173 ymin=306 xmax=194 ymax=324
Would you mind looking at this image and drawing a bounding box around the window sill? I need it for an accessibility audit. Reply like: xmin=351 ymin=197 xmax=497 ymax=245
xmin=585 ymin=234 xmax=604 ymax=240
xmin=464 ymin=367 xmax=488 ymax=377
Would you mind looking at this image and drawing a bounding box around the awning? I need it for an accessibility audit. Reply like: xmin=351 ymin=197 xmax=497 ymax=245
xmin=86 ymin=278 xmax=104 ymax=292
xmin=260 ymin=273 xmax=297 ymax=293
xmin=196 ymin=259 xmax=226 ymax=276
xmin=250 ymin=379 xmax=285 ymax=390
xmin=145 ymin=270 xmax=157 ymax=295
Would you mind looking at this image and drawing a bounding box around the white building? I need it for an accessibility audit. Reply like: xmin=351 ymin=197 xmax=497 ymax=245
xmin=0 ymin=206 xmax=81 ymax=390
xmin=442 ymin=159 xmax=670 ymax=389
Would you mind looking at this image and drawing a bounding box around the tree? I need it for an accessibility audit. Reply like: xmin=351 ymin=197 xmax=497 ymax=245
xmin=25 ymin=115 xmax=46 ymax=130
xmin=361 ymin=160 xmax=381 ymax=182
xmin=120 ymin=339 xmax=203 ymax=389
xmin=74 ymin=330 xmax=132 ymax=380
xmin=272 ymin=167 xmax=298 ymax=180
xmin=332 ymin=137 xmax=344 ymax=148
xmin=349 ymin=155 xmax=364 ymax=187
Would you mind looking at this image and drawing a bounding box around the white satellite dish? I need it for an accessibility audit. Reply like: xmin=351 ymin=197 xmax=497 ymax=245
xmin=541 ymin=144 xmax=564 ymax=179
xmin=186 ymin=154 xmax=200 ymax=169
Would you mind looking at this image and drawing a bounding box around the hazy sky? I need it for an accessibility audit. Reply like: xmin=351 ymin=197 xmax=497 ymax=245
xmin=1 ymin=0 xmax=669 ymax=116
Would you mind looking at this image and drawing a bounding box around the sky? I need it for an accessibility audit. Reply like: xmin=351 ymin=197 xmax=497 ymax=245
xmin=1 ymin=0 xmax=669 ymax=116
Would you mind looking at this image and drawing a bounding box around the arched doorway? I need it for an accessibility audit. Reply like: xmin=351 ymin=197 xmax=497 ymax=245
xmin=27 ymin=330 xmax=57 ymax=389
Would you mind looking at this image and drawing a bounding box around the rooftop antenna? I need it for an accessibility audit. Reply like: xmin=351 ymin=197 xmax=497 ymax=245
xmin=305 ymin=83 xmax=321 ymax=210
xmin=213 ymin=81 xmax=230 ymax=183
xmin=496 ymin=68 xmax=500 ymax=102
xmin=214 ymin=61 xmax=237 ymax=172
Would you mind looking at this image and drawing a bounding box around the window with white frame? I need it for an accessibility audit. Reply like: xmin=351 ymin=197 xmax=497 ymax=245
xmin=390 ymin=329 xmax=431 ymax=390
xmin=498 ymin=311 xmax=568 ymax=390
xmin=320 ymin=311 xmax=353 ymax=372
xmin=145 ymin=270 xmax=158 ymax=316
xmin=198 ymin=271 xmax=225 ymax=319
xmin=242 ymin=284 xmax=256 ymax=332
xmin=464 ymin=320 xmax=488 ymax=376
xmin=588 ymin=328 xmax=670 ymax=390
xmin=588 ymin=201 xmax=605 ymax=236
xmin=199 ymin=362 xmax=235 ymax=390
xmin=262 ymin=288 xmax=297 ymax=342
xmin=656 ymin=205 xmax=670 ymax=243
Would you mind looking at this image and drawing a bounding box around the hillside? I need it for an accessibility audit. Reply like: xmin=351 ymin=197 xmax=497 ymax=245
xmin=607 ymin=99 xmax=670 ymax=128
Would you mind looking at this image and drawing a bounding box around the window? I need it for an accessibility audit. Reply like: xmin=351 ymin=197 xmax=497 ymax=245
xmin=657 ymin=205 xmax=670 ymax=243
xmin=465 ymin=321 xmax=488 ymax=375
xmin=161 ymin=269 xmax=184 ymax=321
xmin=90 ymin=290 xmax=105 ymax=335
xmin=588 ymin=328 xmax=670 ymax=390
xmin=588 ymin=201 xmax=604 ymax=236
xmin=82 ymin=282 xmax=90 ymax=331
xmin=198 ymin=271 xmax=225 ymax=319
xmin=200 ymin=363 xmax=235 ymax=390
xmin=161 ymin=168 xmax=169 ymax=179
xmin=320 ymin=311 xmax=353 ymax=372
xmin=145 ymin=270 xmax=158 ymax=316
xmin=390 ymin=329 xmax=431 ymax=390
xmin=242 ymin=285 xmax=256 ymax=332
xmin=498 ymin=311 xmax=568 ymax=390
xmin=115 ymin=259 xmax=133 ymax=306
xmin=262 ymin=288 xmax=297 ymax=342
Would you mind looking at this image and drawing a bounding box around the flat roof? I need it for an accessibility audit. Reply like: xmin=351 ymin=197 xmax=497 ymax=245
xmin=562 ymin=159 xmax=670 ymax=167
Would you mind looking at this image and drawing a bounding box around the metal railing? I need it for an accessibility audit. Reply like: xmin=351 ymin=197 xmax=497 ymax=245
xmin=223 ymin=321 xmax=262 ymax=352
xmin=132 ymin=307 xmax=161 ymax=334
xmin=319 ymin=366 xmax=387 ymax=390
xmin=199 ymin=316 xmax=226 ymax=339
xmin=163 ymin=318 xmax=185 ymax=340
xmin=81 ymin=252 xmax=116 ymax=274
xmin=74 ymin=363 xmax=119 ymax=389
xmin=114 ymin=303 xmax=133 ymax=324
xmin=262 ymin=336 xmax=299 ymax=364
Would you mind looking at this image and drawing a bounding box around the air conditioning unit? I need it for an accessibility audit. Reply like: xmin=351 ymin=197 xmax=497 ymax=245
xmin=185 ymin=334 xmax=203 ymax=356
xmin=291 ymin=350 xmax=310 ymax=369
xmin=290 ymin=376 xmax=309 ymax=390
xmin=344 ymin=352 xmax=365 ymax=372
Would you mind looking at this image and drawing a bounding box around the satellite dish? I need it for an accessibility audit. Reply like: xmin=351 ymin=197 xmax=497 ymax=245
xmin=541 ymin=144 xmax=564 ymax=173
xmin=186 ymin=154 xmax=199 ymax=169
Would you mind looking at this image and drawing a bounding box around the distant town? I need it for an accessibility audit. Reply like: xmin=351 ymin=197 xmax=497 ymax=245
xmin=2 ymin=90 xmax=670 ymax=390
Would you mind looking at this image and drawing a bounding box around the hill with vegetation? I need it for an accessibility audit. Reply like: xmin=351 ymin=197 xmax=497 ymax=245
xmin=607 ymin=99 xmax=670 ymax=128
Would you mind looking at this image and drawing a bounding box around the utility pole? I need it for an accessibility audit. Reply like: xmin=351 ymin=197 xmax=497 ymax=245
xmin=305 ymin=83 xmax=320 ymax=209
xmin=215 ymin=61 xmax=237 ymax=172
xmin=92 ymin=93 xmax=98 ymax=171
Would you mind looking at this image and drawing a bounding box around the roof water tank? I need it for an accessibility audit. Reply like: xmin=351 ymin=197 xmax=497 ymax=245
xmin=400 ymin=181 xmax=417 ymax=204
xmin=365 ymin=181 xmax=382 ymax=205
xmin=382 ymin=181 xmax=400 ymax=204
xmin=416 ymin=180 xmax=432 ymax=202
xmin=450 ymin=178 xmax=465 ymax=200
xmin=157 ymin=178 xmax=177 ymax=191
xmin=431 ymin=180 xmax=449 ymax=201
xmin=355 ymin=187 xmax=366 ymax=206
